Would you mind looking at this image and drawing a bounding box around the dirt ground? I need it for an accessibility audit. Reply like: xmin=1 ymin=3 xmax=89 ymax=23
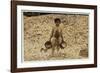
xmin=23 ymin=14 xmax=88 ymax=61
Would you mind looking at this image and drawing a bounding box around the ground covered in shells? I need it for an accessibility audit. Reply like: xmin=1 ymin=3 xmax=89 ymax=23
xmin=23 ymin=13 xmax=88 ymax=61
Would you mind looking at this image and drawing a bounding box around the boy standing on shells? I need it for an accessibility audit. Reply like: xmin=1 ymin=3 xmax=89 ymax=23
xmin=41 ymin=18 xmax=66 ymax=56
xmin=49 ymin=18 xmax=65 ymax=56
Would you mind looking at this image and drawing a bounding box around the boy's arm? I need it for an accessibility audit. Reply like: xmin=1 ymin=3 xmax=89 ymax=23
xmin=61 ymin=29 xmax=64 ymax=41
xmin=49 ymin=29 xmax=54 ymax=41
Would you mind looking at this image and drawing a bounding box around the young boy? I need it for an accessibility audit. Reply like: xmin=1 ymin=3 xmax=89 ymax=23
xmin=49 ymin=18 xmax=64 ymax=56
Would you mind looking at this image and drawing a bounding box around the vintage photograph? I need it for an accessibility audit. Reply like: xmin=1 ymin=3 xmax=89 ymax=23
xmin=23 ymin=12 xmax=89 ymax=61
xmin=11 ymin=1 xmax=97 ymax=72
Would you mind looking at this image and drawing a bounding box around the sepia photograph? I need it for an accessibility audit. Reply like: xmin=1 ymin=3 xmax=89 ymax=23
xmin=11 ymin=1 xmax=97 ymax=72
xmin=23 ymin=12 xmax=89 ymax=61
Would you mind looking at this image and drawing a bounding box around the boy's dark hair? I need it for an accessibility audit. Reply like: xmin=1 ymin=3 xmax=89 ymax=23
xmin=54 ymin=18 xmax=61 ymax=23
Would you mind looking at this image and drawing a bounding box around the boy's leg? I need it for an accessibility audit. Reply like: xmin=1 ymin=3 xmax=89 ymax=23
xmin=51 ymin=47 xmax=55 ymax=56
xmin=51 ymin=37 xmax=56 ymax=56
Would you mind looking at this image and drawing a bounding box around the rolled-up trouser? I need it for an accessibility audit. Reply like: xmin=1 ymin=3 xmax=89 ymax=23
xmin=51 ymin=37 xmax=62 ymax=48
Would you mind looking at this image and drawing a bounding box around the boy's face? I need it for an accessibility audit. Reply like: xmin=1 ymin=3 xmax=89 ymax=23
xmin=55 ymin=20 xmax=61 ymax=27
